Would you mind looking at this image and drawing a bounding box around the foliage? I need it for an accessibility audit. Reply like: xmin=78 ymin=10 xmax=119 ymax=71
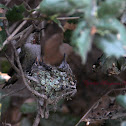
xmin=6 ymin=4 xmax=26 ymax=22
xmin=0 ymin=0 xmax=126 ymax=63
xmin=97 ymin=0 xmax=125 ymax=18
xmin=0 ymin=1 xmax=126 ymax=126
xmin=72 ymin=21 xmax=92 ymax=63
xmin=39 ymin=0 xmax=126 ymax=63
xmin=94 ymin=34 xmax=125 ymax=58
xmin=116 ymin=95 xmax=126 ymax=109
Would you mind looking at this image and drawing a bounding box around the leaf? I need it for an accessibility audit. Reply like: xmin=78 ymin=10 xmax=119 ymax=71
xmin=0 ymin=4 xmax=8 ymax=9
xmin=64 ymin=22 xmax=76 ymax=30
xmin=39 ymin=0 xmax=72 ymax=15
xmin=50 ymin=16 xmax=64 ymax=31
xmin=20 ymin=102 xmax=37 ymax=114
xmin=39 ymin=0 xmax=91 ymax=15
xmin=94 ymin=34 xmax=125 ymax=58
xmin=98 ymin=0 xmax=126 ymax=18
xmin=6 ymin=4 xmax=26 ymax=22
xmin=96 ymin=18 xmax=126 ymax=46
xmin=72 ymin=22 xmax=92 ymax=63
xmin=68 ymin=0 xmax=91 ymax=10
xmin=116 ymin=95 xmax=126 ymax=109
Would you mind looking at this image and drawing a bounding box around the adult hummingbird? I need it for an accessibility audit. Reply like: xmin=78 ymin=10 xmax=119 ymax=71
xmin=2 ymin=33 xmax=41 ymax=88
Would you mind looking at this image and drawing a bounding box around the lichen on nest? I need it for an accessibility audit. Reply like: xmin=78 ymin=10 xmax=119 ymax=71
xmin=26 ymin=58 xmax=77 ymax=118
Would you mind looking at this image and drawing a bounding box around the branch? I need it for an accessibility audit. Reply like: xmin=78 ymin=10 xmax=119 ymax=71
xmin=12 ymin=44 xmax=47 ymax=99
xmin=1 ymin=86 xmax=26 ymax=99
xmin=57 ymin=16 xmax=80 ymax=20
xmin=32 ymin=112 xmax=41 ymax=126
xmin=0 ymin=16 xmax=80 ymax=20
xmin=11 ymin=25 xmax=32 ymax=41
xmin=0 ymin=20 xmax=27 ymax=51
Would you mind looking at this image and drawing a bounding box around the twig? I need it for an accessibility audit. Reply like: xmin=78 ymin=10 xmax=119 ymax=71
xmin=12 ymin=44 xmax=47 ymax=99
xmin=2 ymin=122 xmax=11 ymax=126
xmin=9 ymin=21 xmax=21 ymax=34
xmin=57 ymin=16 xmax=80 ymax=20
xmin=32 ymin=112 xmax=41 ymax=126
xmin=11 ymin=25 xmax=32 ymax=41
xmin=0 ymin=16 xmax=80 ymax=20
xmin=1 ymin=86 xmax=26 ymax=99
xmin=0 ymin=20 xmax=27 ymax=51
xmin=5 ymin=43 xmax=47 ymax=99
xmin=5 ymin=0 xmax=11 ymax=6
xmin=75 ymin=99 xmax=99 ymax=126
xmin=15 ymin=25 xmax=34 ymax=48
xmin=75 ymin=86 xmax=126 ymax=126
xmin=25 ymin=75 xmax=39 ymax=83
xmin=113 ymin=75 xmax=126 ymax=84
xmin=3 ymin=20 xmax=10 ymax=36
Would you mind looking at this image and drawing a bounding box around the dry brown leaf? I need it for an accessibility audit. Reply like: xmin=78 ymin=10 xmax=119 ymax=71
xmin=64 ymin=22 xmax=76 ymax=30
xmin=91 ymin=26 xmax=97 ymax=35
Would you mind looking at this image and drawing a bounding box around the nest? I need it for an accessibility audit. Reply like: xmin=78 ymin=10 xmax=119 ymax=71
xmin=27 ymin=61 xmax=77 ymax=118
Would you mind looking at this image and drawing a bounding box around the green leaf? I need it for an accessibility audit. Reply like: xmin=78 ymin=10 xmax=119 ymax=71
xmin=68 ymin=0 xmax=91 ymax=9
xmin=98 ymin=0 xmax=126 ymax=18
xmin=51 ymin=16 xmax=64 ymax=31
xmin=20 ymin=102 xmax=37 ymax=114
xmin=96 ymin=19 xmax=118 ymax=34
xmin=96 ymin=18 xmax=126 ymax=46
xmin=116 ymin=95 xmax=126 ymax=109
xmin=39 ymin=0 xmax=72 ymax=15
xmin=39 ymin=0 xmax=91 ymax=15
xmin=0 ymin=26 xmax=7 ymax=48
xmin=0 ymin=4 xmax=8 ymax=9
xmin=94 ymin=34 xmax=125 ymax=58
xmin=6 ymin=4 xmax=26 ymax=22
xmin=72 ymin=22 xmax=92 ymax=63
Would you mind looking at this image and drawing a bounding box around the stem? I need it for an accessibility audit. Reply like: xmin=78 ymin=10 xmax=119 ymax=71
xmin=0 ymin=16 xmax=80 ymax=20
xmin=12 ymin=44 xmax=47 ymax=100
xmin=33 ymin=112 xmax=41 ymax=126
xmin=0 ymin=20 xmax=27 ymax=51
